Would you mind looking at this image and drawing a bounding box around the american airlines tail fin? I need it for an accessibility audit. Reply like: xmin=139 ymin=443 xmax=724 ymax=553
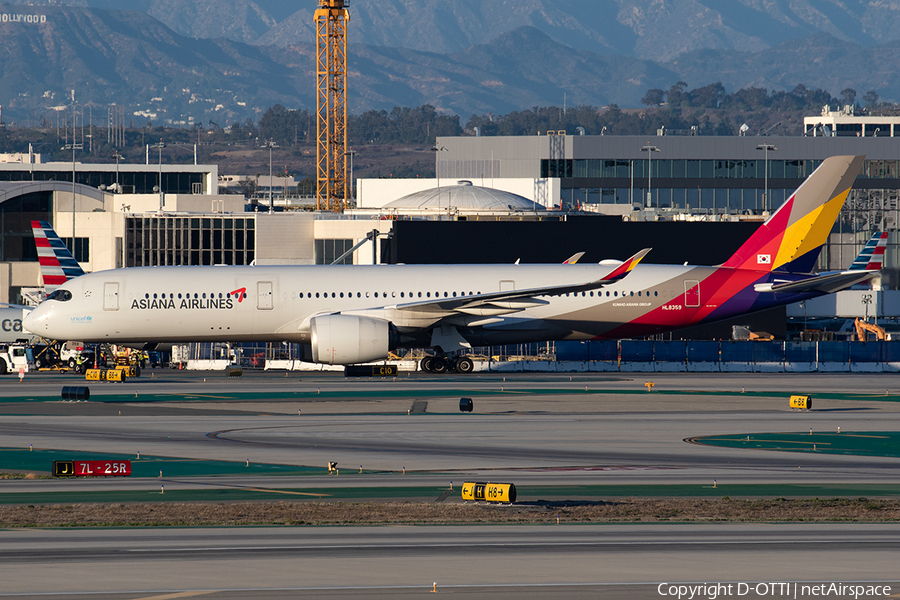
xmin=722 ymin=155 xmax=865 ymax=274
xmin=849 ymin=232 xmax=888 ymax=271
xmin=31 ymin=220 xmax=85 ymax=294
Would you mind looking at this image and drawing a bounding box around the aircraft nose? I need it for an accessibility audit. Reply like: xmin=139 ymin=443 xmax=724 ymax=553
xmin=22 ymin=305 xmax=46 ymax=334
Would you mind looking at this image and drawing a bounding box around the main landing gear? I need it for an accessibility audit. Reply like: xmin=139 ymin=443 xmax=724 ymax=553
xmin=419 ymin=355 xmax=474 ymax=374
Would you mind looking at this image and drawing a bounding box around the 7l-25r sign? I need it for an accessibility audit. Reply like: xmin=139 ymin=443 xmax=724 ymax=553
xmin=53 ymin=460 xmax=132 ymax=477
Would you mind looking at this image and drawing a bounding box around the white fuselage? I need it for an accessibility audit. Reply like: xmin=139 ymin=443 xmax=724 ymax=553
xmin=0 ymin=305 xmax=36 ymax=344
xmin=23 ymin=262 xmax=714 ymax=350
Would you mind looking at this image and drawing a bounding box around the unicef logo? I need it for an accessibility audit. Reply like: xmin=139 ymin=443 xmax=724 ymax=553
xmin=70 ymin=315 xmax=93 ymax=323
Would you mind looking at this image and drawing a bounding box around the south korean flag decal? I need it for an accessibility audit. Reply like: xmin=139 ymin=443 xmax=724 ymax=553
xmin=756 ymin=254 xmax=771 ymax=265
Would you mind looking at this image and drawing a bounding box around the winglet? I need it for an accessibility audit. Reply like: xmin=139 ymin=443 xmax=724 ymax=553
xmin=601 ymin=248 xmax=651 ymax=282
xmin=563 ymin=252 xmax=585 ymax=264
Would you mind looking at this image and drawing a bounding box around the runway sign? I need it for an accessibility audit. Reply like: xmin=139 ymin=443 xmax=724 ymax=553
xmin=344 ymin=365 xmax=398 ymax=377
xmin=790 ymin=395 xmax=812 ymax=410
xmin=461 ymin=481 xmax=516 ymax=503
xmin=53 ymin=460 xmax=131 ymax=477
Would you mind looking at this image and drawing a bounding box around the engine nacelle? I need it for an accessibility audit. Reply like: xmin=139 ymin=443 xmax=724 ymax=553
xmin=310 ymin=314 xmax=392 ymax=365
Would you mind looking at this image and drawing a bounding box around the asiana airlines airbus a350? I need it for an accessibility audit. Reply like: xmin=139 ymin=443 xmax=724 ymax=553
xmin=24 ymin=155 xmax=876 ymax=372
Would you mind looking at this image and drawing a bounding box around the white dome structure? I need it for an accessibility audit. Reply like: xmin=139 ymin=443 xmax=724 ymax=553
xmin=383 ymin=180 xmax=542 ymax=212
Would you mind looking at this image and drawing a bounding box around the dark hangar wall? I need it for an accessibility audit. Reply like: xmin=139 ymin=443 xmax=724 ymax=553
xmin=388 ymin=217 xmax=785 ymax=340
xmin=389 ymin=217 xmax=761 ymax=265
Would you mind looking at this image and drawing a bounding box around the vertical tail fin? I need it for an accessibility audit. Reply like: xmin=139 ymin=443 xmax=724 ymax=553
xmin=31 ymin=220 xmax=85 ymax=294
xmin=722 ymin=155 xmax=865 ymax=274
xmin=849 ymin=231 xmax=888 ymax=271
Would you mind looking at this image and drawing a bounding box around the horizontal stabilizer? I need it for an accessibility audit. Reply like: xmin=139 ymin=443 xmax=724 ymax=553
xmin=755 ymin=270 xmax=878 ymax=295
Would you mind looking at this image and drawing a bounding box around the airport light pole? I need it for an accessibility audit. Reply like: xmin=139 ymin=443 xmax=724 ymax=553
xmin=152 ymin=139 xmax=166 ymax=212
xmin=757 ymin=143 xmax=777 ymax=213
xmin=111 ymin=151 xmax=124 ymax=191
xmin=431 ymin=145 xmax=448 ymax=210
xmin=641 ymin=144 xmax=659 ymax=209
xmin=62 ymin=141 xmax=83 ymax=256
xmin=262 ymin=139 xmax=278 ymax=213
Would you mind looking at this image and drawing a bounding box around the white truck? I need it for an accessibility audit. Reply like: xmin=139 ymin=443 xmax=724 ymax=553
xmin=0 ymin=344 xmax=31 ymax=374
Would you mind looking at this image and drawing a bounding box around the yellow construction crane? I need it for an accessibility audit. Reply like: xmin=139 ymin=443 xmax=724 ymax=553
xmin=315 ymin=0 xmax=349 ymax=212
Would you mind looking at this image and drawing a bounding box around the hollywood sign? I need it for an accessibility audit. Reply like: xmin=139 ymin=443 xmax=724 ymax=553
xmin=1 ymin=14 xmax=48 ymax=24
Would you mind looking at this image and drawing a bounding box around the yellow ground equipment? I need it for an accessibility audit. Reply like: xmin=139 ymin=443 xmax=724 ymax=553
xmin=854 ymin=318 xmax=886 ymax=341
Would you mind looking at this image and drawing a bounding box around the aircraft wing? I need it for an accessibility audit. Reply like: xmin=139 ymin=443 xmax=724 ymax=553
xmin=756 ymin=270 xmax=878 ymax=295
xmin=391 ymin=248 xmax=651 ymax=315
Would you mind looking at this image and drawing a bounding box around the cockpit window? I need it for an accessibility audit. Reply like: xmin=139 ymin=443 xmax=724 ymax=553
xmin=47 ymin=289 xmax=73 ymax=302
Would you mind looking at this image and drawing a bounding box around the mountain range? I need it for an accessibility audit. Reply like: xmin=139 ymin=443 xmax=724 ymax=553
xmin=1 ymin=1 xmax=898 ymax=124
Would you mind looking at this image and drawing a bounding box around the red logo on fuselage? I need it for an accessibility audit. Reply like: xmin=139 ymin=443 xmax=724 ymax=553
xmin=230 ymin=287 xmax=247 ymax=302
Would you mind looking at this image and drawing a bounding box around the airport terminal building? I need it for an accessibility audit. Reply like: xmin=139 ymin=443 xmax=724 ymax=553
xmin=3 ymin=120 xmax=900 ymax=335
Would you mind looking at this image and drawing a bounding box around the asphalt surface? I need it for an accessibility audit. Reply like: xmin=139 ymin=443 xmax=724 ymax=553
xmin=1 ymin=524 xmax=899 ymax=598
xmin=2 ymin=370 xmax=900 ymax=598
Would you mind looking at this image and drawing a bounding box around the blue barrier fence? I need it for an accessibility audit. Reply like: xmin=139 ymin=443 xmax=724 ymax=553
xmin=555 ymin=340 xmax=900 ymax=370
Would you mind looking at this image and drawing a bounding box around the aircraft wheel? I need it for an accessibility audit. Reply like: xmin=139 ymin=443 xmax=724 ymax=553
xmin=431 ymin=357 xmax=449 ymax=374
xmin=420 ymin=356 xmax=434 ymax=373
xmin=455 ymin=356 xmax=474 ymax=373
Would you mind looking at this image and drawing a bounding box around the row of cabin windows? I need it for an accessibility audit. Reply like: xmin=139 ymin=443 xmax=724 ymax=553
xmin=564 ymin=290 xmax=660 ymax=297
xmin=147 ymin=292 xmax=246 ymax=300
xmin=145 ymin=290 xmax=661 ymax=300
xmin=293 ymin=289 xmax=661 ymax=299
xmin=302 ymin=290 xmax=482 ymax=299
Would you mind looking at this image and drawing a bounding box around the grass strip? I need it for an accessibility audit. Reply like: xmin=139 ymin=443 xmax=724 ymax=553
xmin=2 ymin=497 xmax=900 ymax=528
xmin=690 ymin=431 xmax=900 ymax=458
xmin=4 ymin=483 xmax=900 ymax=506
xmin=3 ymin=388 xmax=900 ymax=404
xmin=0 ymin=447 xmax=320 ymax=477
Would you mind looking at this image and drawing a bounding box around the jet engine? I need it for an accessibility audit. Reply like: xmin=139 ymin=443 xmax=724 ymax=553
xmin=310 ymin=314 xmax=394 ymax=365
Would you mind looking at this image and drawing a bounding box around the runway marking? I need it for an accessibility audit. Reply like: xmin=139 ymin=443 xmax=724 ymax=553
xmin=165 ymin=478 xmax=330 ymax=498
xmin=127 ymin=539 xmax=900 ymax=553
xmin=237 ymin=487 xmax=329 ymax=497
xmin=133 ymin=592 xmax=216 ymax=600
xmin=703 ymin=438 xmax=832 ymax=447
